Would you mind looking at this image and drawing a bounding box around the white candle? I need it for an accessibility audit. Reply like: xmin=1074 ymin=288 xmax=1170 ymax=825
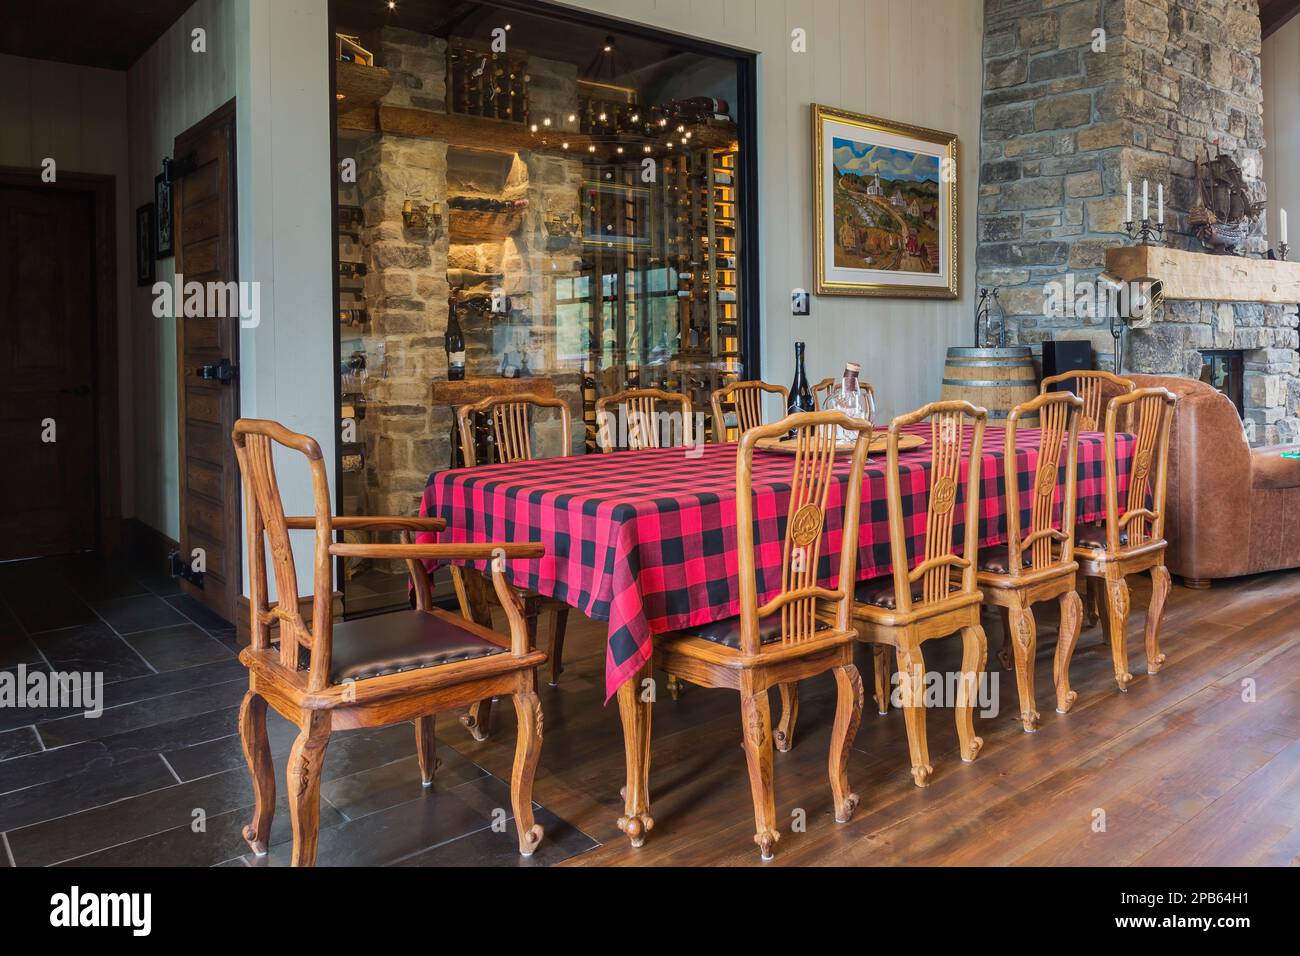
xmin=1282 ymin=208 xmax=1289 ymax=245
xmin=1142 ymin=179 xmax=1149 ymax=222
xmin=1126 ymin=181 xmax=1133 ymax=223
xmin=1157 ymin=184 xmax=1164 ymax=225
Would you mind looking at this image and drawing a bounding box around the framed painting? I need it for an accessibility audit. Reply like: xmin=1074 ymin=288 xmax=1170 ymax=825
xmin=154 ymin=172 xmax=174 ymax=258
xmin=812 ymin=103 xmax=958 ymax=298
xmin=136 ymin=203 xmax=156 ymax=287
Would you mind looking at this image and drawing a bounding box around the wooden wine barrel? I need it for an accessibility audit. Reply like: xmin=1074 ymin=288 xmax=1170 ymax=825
xmin=940 ymin=347 xmax=1039 ymax=425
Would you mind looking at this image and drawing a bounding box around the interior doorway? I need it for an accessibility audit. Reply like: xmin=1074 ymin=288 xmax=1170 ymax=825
xmin=0 ymin=169 xmax=120 ymax=561
xmin=172 ymin=99 xmax=241 ymax=625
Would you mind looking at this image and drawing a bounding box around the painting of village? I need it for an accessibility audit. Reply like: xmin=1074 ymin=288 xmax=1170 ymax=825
xmin=830 ymin=139 xmax=942 ymax=274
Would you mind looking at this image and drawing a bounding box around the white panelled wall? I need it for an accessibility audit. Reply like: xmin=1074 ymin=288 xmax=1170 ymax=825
xmin=124 ymin=0 xmax=334 ymax=599
xmin=1264 ymin=15 xmax=1300 ymax=248
xmin=565 ymin=0 xmax=985 ymax=419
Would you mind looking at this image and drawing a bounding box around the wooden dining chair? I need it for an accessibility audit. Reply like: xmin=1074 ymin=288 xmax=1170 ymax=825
xmin=595 ymin=387 xmax=694 ymax=452
xmin=1040 ymin=369 xmax=1134 ymax=432
xmin=1071 ymin=387 xmax=1176 ymax=695
xmin=232 ymin=418 xmax=548 ymax=866
xmin=850 ymin=401 xmax=989 ymax=787
xmin=812 ymin=377 xmax=836 ymax=409
xmin=1041 ymin=369 xmax=1135 ymax=624
xmin=452 ymin=393 xmax=574 ymax=740
xmin=710 ymin=379 xmax=787 ymax=441
xmin=653 ymin=410 xmax=873 ymax=860
xmin=977 ymin=391 xmax=1084 ymax=732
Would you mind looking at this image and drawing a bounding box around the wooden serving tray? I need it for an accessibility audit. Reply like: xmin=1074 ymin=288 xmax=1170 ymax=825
xmin=756 ymin=433 xmax=925 ymax=455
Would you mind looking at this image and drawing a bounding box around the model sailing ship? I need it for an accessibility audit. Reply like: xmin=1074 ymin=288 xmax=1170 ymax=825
xmin=1189 ymin=146 xmax=1266 ymax=254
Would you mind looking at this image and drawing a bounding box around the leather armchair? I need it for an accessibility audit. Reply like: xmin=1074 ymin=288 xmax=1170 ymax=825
xmin=1129 ymin=374 xmax=1300 ymax=586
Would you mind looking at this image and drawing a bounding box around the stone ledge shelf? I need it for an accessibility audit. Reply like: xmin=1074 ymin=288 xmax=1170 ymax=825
xmin=1105 ymin=245 xmax=1300 ymax=304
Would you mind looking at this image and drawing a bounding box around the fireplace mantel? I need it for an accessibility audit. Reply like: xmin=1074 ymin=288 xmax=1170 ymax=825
xmin=1105 ymin=245 xmax=1300 ymax=304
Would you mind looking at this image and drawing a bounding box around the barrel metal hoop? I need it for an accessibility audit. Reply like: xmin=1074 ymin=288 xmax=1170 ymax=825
xmin=942 ymin=378 xmax=1038 ymax=387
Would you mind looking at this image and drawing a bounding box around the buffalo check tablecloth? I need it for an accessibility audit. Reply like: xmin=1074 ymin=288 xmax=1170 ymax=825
xmin=419 ymin=422 xmax=1135 ymax=701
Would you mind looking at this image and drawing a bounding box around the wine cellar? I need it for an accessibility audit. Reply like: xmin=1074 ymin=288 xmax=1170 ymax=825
xmin=332 ymin=1 xmax=751 ymax=612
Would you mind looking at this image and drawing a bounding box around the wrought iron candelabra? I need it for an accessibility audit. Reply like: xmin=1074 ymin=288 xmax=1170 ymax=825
xmin=1123 ymin=218 xmax=1166 ymax=245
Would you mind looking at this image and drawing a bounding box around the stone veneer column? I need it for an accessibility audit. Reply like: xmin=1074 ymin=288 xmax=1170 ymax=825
xmin=977 ymin=0 xmax=1267 ymax=362
xmin=357 ymin=28 xmax=452 ymax=516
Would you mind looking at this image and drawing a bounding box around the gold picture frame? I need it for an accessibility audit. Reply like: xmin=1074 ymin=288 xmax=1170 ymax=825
xmin=812 ymin=103 xmax=958 ymax=298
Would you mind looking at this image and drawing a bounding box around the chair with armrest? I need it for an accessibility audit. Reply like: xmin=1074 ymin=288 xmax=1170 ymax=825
xmin=1128 ymin=374 xmax=1300 ymax=587
xmin=232 ymin=418 xmax=547 ymax=866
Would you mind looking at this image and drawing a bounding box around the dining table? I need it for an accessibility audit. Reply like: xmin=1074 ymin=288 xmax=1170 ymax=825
xmin=419 ymin=420 xmax=1136 ymax=845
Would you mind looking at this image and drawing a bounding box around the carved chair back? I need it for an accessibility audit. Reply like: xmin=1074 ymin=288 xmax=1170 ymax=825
xmin=1101 ymin=387 xmax=1176 ymax=553
xmin=735 ymin=411 xmax=872 ymax=656
xmin=711 ymin=379 xmax=788 ymax=440
xmin=1002 ymin=391 xmax=1084 ymax=575
xmin=882 ymin=401 xmax=988 ymax=614
xmin=232 ymin=419 xmax=334 ymax=692
xmin=1040 ymin=369 xmax=1134 ymax=432
xmin=595 ymin=387 xmax=694 ymax=452
xmin=456 ymin=392 xmax=572 ymax=467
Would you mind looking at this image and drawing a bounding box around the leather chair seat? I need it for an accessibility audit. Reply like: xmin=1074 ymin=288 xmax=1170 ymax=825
xmin=1252 ymin=450 xmax=1300 ymax=490
xmin=977 ymin=545 xmax=1032 ymax=574
xmin=691 ymin=613 xmax=830 ymax=649
xmin=1076 ymin=528 xmax=1129 ymax=551
xmin=854 ymin=577 xmax=961 ymax=610
xmin=325 ymin=610 xmax=506 ymax=683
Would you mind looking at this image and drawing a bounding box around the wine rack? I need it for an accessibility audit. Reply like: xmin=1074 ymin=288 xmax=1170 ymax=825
xmin=446 ymin=42 xmax=530 ymax=123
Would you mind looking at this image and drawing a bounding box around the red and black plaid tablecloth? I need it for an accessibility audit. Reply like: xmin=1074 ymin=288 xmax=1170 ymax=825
xmin=420 ymin=423 xmax=1135 ymax=701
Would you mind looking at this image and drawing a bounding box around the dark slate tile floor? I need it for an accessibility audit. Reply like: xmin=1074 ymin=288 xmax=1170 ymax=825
xmin=0 ymin=553 xmax=598 ymax=867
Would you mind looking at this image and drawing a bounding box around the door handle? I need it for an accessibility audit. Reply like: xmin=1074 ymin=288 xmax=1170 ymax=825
xmin=196 ymin=358 xmax=237 ymax=384
xmin=59 ymin=385 xmax=92 ymax=397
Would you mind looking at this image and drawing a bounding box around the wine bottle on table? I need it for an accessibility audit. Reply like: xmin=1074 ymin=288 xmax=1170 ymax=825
xmin=445 ymin=298 xmax=466 ymax=381
xmin=787 ymin=341 xmax=814 ymax=436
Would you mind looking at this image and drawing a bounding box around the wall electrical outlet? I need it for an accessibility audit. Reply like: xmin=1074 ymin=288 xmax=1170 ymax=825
xmin=791 ymin=288 xmax=810 ymax=316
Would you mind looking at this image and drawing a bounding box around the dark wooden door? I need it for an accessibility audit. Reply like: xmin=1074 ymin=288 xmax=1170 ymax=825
xmin=0 ymin=185 xmax=98 ymax=560
xmin=174 ymin=100 xmax=240 ymax=625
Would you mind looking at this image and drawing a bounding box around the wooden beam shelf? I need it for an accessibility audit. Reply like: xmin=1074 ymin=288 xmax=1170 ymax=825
xmin=1105 ymin=244 xmax=1300 ymax=303
xmin=336 ymin=103 xmax=737 ymax=159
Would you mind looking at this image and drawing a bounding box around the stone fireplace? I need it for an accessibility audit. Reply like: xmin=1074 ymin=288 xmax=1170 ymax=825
xmin=976 ymin=0 xmax=1300 ymax=444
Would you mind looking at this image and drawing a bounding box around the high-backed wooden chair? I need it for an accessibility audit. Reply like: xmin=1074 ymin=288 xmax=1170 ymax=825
xmin=652 ymin=411 xmax=872 ymax=860
xmin=1041 ymin=369 xmax=1135 ymax=623
xmin=454 ymin=392 xmax=572 ymax=701
xmin=1040 ymin=369 xmax=1134 ymax=432
xmin=710 ymin=379 xmax=787 ymax=441
xmin=977 ymin=392 xmax=1084 ymax=731
xmin=812 ymin=377 xmax=836 ymax=409
xmin=851 ymin=401 xmax=989 ymax=787
xmin=1071 ymin=387 xmax=1176 ymax=694
xmin=232 ymin=419 xmax=547 ymax=866
xmin=596 ymin=387 xmax=694 ymax=452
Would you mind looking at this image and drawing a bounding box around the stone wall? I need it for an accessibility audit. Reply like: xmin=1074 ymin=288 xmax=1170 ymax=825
xmin=978 ymin=0 xmax=1267 ymax=362
xmin=353 ymin=28 xmax=584 ymax=519
xmin=1129 ymin=298 xmax=1300 ymax=442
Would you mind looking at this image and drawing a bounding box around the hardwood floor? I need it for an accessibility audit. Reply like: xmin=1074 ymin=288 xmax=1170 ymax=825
xmin=2 ymin=553 xmax=1296 ymax=866
xmin=449 ymin=569 xmax=1300 ymax=867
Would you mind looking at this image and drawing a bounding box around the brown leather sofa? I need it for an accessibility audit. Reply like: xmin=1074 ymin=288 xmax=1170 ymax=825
xmin=1129 ymin=374 xmax=1300 ymax=587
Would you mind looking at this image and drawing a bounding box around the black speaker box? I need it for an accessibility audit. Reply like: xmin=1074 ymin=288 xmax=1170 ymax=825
xmin=1041 ymin=340 xmax=1093 ymax=389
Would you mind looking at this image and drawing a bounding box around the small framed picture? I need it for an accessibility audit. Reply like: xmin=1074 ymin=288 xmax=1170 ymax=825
xmin=136 ymin=203 xmax=156 ymax=286
xmin=154 ymin=172 xmax=174 ymax=258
